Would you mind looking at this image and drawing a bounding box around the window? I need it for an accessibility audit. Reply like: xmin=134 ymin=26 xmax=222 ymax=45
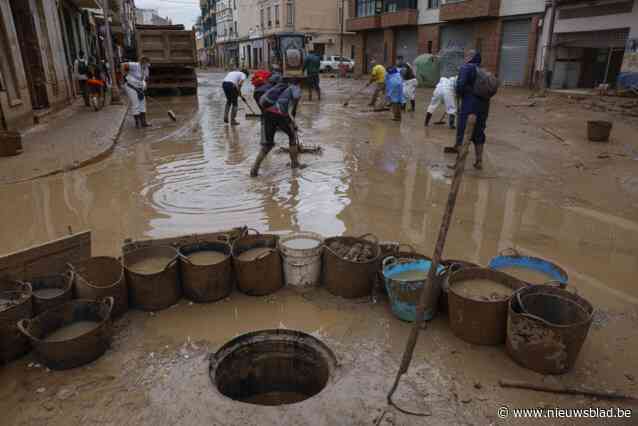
xmin=356 ymin=0 xmax=376 ymax=17
xmin=233 ymin=0 xmax=236 ymax=9
xmin=234 ymin=21 xmax=238 ymax=36
xmin=428 ymin=0 xmax=440 ymax=8
xmin=287 ymin=2 xmax=294 ymax=25
xmin=274 ymin=5 xmax=280 ymax=26
xmin=427 ymin=40 xmax=433 ymax=53
xmin=260 ymin=8 xmax=264 ymax=28
xmin=267 ymin=7 xmax=272 ymax=27
xmin=351 ymin=45 xmax=355 ymax=60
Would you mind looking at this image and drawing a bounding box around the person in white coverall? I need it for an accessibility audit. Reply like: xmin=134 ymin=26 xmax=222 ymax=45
xmin=425 ymin=76 xmax=457 ymax=129
xmin=122 ymin=57 xmax=151 ymax=128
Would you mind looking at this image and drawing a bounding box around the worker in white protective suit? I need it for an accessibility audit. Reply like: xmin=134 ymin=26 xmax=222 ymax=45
xmin=424 ymin=76 xmax=457 ymax=129
xmin=122 ymin=57 xmax=151 ymax=128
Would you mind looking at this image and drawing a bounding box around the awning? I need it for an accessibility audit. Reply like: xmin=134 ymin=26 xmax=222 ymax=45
xmin=555 ymin=28 xmax=629 ymax=49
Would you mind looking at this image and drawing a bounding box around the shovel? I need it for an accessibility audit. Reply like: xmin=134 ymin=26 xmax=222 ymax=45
xmin=241 ymin=97 xmax=260 ymax=119
xmin=145 ymin=94 xmax=177 ymax=122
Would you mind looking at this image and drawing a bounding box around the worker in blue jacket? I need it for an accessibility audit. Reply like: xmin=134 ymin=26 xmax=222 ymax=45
xmin=444 ymin=50 xmax=489 ymax=170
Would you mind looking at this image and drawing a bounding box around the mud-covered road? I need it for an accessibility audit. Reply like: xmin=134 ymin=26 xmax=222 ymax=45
xmin=1 ymin=71 xmax=637 ymax=425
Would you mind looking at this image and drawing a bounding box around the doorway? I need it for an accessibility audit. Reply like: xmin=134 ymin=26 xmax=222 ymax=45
xmin=10 ymin=0 xmax=49 ymax=109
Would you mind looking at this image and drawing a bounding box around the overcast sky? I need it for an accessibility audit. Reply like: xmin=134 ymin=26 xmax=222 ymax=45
xmin=134 ymin=0 xmax=200 ymax=28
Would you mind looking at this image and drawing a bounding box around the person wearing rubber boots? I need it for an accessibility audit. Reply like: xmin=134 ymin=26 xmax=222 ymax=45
xmin=425 ymin=76 xmax=457 ymax=128
xmin=250 ymin=80 xmax=303 ymax=177
xmin=253 ymin=73 xmax=283 ymax=145
xmin=303 ymin=51 xmax=321 ymax=101
xmin=385 ymin=67 xmax=404 ymax=122
xmin=222 ymin=69 xmax=249 ymax=125
xmin=366 ymin=57 xmax=386 ymax=110
xmin=444 ymin=50 xmax=490 ymax=170
xmin=122 ymin=57 xmax=151 ymax=128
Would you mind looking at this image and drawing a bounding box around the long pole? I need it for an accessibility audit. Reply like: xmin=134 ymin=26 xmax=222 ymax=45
xmin=541 ymin=0 xmax=557 ymax=90
xmin=339 ymin=0 xmax=344 ymax=58
xmin=103 ymin=0 xmax=122 ymax=103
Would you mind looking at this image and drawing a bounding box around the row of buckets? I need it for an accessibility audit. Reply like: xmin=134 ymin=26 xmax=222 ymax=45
xmin=0 ymin=229 xmax=594 ymax=376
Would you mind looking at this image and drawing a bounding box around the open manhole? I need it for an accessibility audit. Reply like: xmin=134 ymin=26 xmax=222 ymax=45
xmin=210 ymin=329 xmax=337 ymax=406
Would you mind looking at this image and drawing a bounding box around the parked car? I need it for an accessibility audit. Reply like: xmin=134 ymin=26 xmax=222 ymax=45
xmin=320 ymin=56 xmax=355 ymax=73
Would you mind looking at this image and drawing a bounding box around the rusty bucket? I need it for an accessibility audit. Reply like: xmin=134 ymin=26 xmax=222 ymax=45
xmin=448 ymin=267 xmax=526 ymax=345
xmin=71 ymin=257 xmax=128 ymax=318
xmin=507 ymin=285 xmax=593 ymax=374
xmin=438 ymin=259 xmax=480 ymax=314
xmin=232 ymin=232 xmax=283 ymax=296
xmin=179 ymin=241 xmax=233 ymax=302
xmin=323 ymin=234 xmax=381 ymax=299
xmin=17 ymin=298 xmax=114 ymax=370
xmin=123 ymin=246 xmax=181 ymax=311
xmin=0 ymin=279 xmax=33 ymax=363
xmin=30 ymin=273 xmax=74 ymax=315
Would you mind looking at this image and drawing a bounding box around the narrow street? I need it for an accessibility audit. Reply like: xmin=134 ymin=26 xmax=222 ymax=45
xmin=0 ymin=70 xmax=636 ymax=424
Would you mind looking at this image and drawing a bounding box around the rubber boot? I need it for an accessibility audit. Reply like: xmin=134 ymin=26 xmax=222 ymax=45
xmin=289 ymin=145 xmax=301 ymax=169
xmin=474 ymin=144 xmax=484 ymax=170
xmin=134 ymin=114 xmax=141 ymax=129
xmin=230 ymin=104 xmax=239 ymax=126
xmin=448 ymin=114 xmax=456 ymax=129
xmin=317 ymin=88 xmax=321 ymax=101
xmin=411 ymin=100 xmax=415 ymax=112
xmin=140 ymin=112 xmax=151 ymax=128
xmin=392 ymin=104 xmax=401 ymax=121
xmin=250 ymin=146 xmax=272 ymax=177
xmin=223 ymin=103 xmax=230 ymax=124
xmin=425 ymin=112 xmax=432 ymax=127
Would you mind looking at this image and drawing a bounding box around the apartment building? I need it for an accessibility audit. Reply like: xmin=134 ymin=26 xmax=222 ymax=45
xmin=538 ymin=0 xmax=638 ymax=90
xmin=200 ymin=0 xmax=218 ymax=66
xmin=216 ymin=0 xmax=240 ymax=67
xmin=348 ymin=0 xmax=545 ymax=86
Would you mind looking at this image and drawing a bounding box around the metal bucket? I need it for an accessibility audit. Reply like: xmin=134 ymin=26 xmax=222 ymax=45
xmin=123 ymin=246 xmax=181 ymax=311
xmin=232 ymin=233 xmax=283 ymax=296
xmin=323 ymin=234 xmax=381 ymax=299
xmin=179 ymin=241 xmax=233 ymax=302
xmin=587 ymin=120 xmax=612 ymax=142
xmin=448 ymin=267 xmax=526 ymax=345
xmin=438 ymin=259 xmax=480 ymax=314
xmin=0 ymin=279 xmax=33 ymax=363
xmin=17 ymin=298 xmax=114 ymax=370
xmin=382 ymin=255 xmax=444 ymax=322
xmin=71 ymin=256 xmax=128 ymax=317
xmin=488 ymin=249 xmax=568 ymax=286
xmin=30 ymin=273 xmax=74 ymax=315
xmin=507 ymin=285 xmax=593 ymax=374
xmin=279 ymin=232 xmax=324 ymax=288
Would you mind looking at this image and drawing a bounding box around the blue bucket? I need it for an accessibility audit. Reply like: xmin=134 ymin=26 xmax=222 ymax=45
xmin=488 ymin=249 xmax=568 ymax=286
xmin=383 ymin=258 xmax=445 ymax=322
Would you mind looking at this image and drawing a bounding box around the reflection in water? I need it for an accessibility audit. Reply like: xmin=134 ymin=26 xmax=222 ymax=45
xmin=0 ymin=72 xmax=636 ymax=305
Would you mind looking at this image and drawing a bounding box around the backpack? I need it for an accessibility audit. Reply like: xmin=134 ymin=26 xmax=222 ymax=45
xmin=259 ymin=82 xmax=288 ymax=109
xmin=252 ymin=70 xmax=271 ymax=88
xmin=472 ymin=66 xmax=499 ymax=99
xmin=78 ymin=59 xmax=89 ymax=76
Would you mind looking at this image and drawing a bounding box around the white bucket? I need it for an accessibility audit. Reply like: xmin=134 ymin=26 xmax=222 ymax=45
xmin=278 ymin=232 xmax=324 ymax=288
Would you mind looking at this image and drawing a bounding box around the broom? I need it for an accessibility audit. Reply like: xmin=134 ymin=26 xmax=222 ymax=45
xmin=241 ymin=96 xmax=261 ymax=119
xmin=145 ymin=94 xmax=177 ymax=122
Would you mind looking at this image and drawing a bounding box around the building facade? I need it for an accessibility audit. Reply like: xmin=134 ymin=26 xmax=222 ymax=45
xmin=200 ymin=0 xmax=218 ymax=66
xmin=538 ymin=0 xmax=638 ymax=90
xmin=135 ymin=8 xmax=172 ymax=26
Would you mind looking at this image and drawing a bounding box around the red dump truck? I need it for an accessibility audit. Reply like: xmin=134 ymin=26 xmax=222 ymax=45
xmin=135 ymin=24 xmax=198 ymax=94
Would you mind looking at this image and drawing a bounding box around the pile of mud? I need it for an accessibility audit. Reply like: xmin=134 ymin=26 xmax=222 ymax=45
xmin=327 ymin=241 xmax=375 ymax=263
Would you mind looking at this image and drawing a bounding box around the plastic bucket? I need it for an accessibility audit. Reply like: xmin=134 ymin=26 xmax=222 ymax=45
xmin=232 ymin=232 xmax=283 ymax=296
xmin=507 ymin=285 xmax=593 ymax=374
xmin=279 ymin=232 xmax=324 ymax=288
xmin=382 ymin=256 xmax=444 ymax=322
xmin=71 ymin=256 xmax=128 ymax=318
xmin=0 ymin=279 xmax=33 ymax=363
xmin=323 ymin=234 xmax=381 ymax=299
xmin=448 ymin=267 xmax=526 ymax=345
xmin=179 ymin=241 xmax=233 ymax=302
xmin=18 ymin=297 xmax=114 ymax=370
xmin=30 ymin=273 xmax=74 ymax=315
xmin=587 ymin=120 xmax=612 ymax=142
xmin=123 ymin=246 xmax=181 ymax=311
xmin=488 ymin=249 xmax=568 ymax=286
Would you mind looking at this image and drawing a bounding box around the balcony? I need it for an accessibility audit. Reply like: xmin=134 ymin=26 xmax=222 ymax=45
xmin=346 ymin=15 xmax=381 ymax=32
xmin=380 ymin=8 xmax=417 ymax=27
xmin=439 ymin=0 xmax=500 ymax=21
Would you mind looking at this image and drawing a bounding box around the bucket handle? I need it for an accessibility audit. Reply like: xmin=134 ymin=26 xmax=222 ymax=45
xmin=177 ymin=252 xmax=193 ymax=265
xmin=246 ymin=228 xmax=261 ymax=236
xmin=382 ymin=256 xmax=398 ymax=270
xmin=398 ymin=243 xmax=415 ymax=253
xmin=499 ymin=247 xmax=521 ymax=257
xmin=164 ymin=257 xmax=179 ymax=271
xmin=256 ymin=249 xmax=274 ymax=261
xmin=101 ymin=296 xmax=115 ymax=318
xmin=515 ymin=287 xmax=589 ymax=327
xmin=358 ymin=233 xmax=379 ymax=246
xmin=64 ymin=269 xmax=75 ymax=287
xmin=17 ymin=319 xmax=39 ymax=342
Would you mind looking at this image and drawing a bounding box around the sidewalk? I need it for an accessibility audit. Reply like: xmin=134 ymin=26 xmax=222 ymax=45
xmin=0 ymin=97 xmax=128 ymax=185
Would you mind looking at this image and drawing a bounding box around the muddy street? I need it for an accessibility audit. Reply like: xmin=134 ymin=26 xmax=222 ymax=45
xmin=1 ymin=71 xmax=637 ymax=425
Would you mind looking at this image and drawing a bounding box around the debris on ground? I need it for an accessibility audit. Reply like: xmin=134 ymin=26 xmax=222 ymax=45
xmin=328 ymin=240 xmax=376 ymax=262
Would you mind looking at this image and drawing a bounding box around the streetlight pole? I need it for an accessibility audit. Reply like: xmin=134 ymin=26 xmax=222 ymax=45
xmin=103 ymin=0 xmax=122 ymax=103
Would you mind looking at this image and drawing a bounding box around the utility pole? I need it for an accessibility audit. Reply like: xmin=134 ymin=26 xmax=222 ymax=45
xmin=103 ymin=0 xmax=122 ymax=103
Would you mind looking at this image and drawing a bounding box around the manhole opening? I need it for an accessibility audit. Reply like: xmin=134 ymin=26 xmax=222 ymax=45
xmin=210 ymin=329 xmax=336 ymax=406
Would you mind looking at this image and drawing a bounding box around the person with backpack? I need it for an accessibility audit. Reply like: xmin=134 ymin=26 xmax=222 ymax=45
xmin=253 ymin=72 xmax=281 ymax=144
xmin=73 ymin=51 xmax=90 ymax=107
xmin=444 ymin=50 xmax=498 ymax=170
xmin=250 ymin=79 xmax=303 ymax=177
xmin=222 ymin=68 xmax=249 ymax=126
